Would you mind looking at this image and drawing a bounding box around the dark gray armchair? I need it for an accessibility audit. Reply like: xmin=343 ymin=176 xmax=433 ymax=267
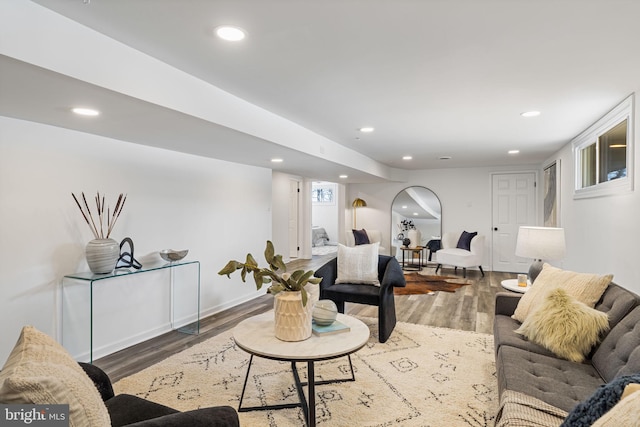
xmin=314 ymin=255 xmax=406 ymax=343
xmin=80 ymin=363 xmax=239 ymax=427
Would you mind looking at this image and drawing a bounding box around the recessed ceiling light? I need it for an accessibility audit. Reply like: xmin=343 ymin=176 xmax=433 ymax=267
xmin=439 ymin=156 xmax=452 ymax=160
xmin=521 ymin=111 xmax=541 ymax=118
xmin=402 ymin=156 xmax=412 ymax=160
xmin=271 ymin=158 xmax=283 ymax=163
xmin=508 ymin=150 xmax=520 ymax=154
xmin=402 ymin=205 xmax=408 ymax=209
xmin=71 ymin=107 xmax=100 ymax=116
xmin=359 ymin=127 xmax=374 ymax=133
xmin=339 ymin=174 xmax=348 ymax=179
xmin=413 ymin=212 xmax=419 ymax=216
xmin=215 ymin=26 xmax=246 ymax=41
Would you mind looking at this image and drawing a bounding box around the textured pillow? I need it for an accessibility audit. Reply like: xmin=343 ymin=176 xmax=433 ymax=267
xmin=515 ymin=288 xmax=609 ymax=362
xmin=335 ymin=242 xmax=379 ymax=285
xmin=0 ymin=326 xmax=111 ymax=427
xmin=591 ymin=390 xmax=640 ymax=427
xmin=456 ymin=231 xmax=477 ymax=250
xmin=512 ymin=263 xmax=613 ymax=322
xmin=352 ymin=229 xmax=370 ymax=245
xmin=561 ymin=374 xmax=640 ymax=426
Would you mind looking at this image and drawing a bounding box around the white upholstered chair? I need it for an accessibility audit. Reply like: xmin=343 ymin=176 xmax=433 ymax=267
xmin=435 ymin=232 xmax=485 ymax=278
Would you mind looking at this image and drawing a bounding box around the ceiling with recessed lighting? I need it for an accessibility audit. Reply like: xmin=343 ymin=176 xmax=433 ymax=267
xmin=4 ymin=0 xmax=640 ymax=182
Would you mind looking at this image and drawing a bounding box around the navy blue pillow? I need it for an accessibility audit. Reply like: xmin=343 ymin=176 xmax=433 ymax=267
xmin=352 ymin=229 xmax=370 ymax=245
xmin=456 ymin=231 xmax=477 ymax=251
xmin=561 ymin=374 xmax=640 ymax=426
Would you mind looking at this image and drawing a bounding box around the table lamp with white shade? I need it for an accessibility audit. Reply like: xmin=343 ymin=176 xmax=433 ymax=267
xmin=515 ymin=226 xmax=566 ymax=283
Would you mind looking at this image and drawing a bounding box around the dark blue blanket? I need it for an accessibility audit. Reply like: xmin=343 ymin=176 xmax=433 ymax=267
xmin=561 ymin=374 xmax=640 ymax=426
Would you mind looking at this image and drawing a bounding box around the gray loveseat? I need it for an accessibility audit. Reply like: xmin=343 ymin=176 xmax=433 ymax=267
xmin=494 ymin=283 xmax=640 ymax=425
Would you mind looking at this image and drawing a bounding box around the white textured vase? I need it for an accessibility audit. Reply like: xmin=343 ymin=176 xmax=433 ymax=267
xmin=408 ymin=229 xmax=422 ymax=248
xmin=274 ymin=291 xmax=312 ymax=341
xmin=85 ymin=238 xmax=119 ymax=274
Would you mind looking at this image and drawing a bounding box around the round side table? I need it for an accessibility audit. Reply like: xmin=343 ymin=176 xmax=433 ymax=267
xmin=501 ymin=278 xmax=531 ymax=293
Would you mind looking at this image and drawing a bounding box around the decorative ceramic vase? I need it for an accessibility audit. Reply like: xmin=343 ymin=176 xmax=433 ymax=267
xmin=274 ymin=291 xmax=312 ymax=341
xmin=408 ymin=229 xmax=422 ymax=248
xmin=85 ymin=238 xmax=119 ymax=274
xmin=312 ymin=299 xmax=338 ymax=326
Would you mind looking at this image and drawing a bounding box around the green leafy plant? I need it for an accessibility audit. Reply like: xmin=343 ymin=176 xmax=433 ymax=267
xmin=218 ymin=240 xmax=321 ymax=306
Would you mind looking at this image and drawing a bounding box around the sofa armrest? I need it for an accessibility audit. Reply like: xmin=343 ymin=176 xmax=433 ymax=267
xmin=380 ymin=256 xmax=406 ymax=289
xmin=495 ymin=292 xmax=522 ymax=317
xmin=79 ymin=362 xmax=115 ymax=401
xmin=125 ymin=406 xmax=240 ymax=427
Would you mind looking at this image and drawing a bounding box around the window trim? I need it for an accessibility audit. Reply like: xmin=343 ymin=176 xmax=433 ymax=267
xmin=572 ymin=94 xmax=634 ymax=199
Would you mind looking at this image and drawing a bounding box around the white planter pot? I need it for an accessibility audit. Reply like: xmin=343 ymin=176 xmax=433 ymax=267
xmin=86 ymin=238 xmax=119 ymax=274
xmin=273 ymin=291 xmax=312 ymax=341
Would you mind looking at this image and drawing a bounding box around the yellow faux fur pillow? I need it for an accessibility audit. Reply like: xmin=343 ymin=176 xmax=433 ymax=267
xmin=512 ymin=263 xmax=613 ymax=323
xmin=515 ymin=288 xmax=609 ymax=362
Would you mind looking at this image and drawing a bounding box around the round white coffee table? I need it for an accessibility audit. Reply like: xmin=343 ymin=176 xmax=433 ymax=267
xmin=233 ymin=312 xmax=370 ymax=427
xmin=501 ymin=278 xmax=531 ymax=293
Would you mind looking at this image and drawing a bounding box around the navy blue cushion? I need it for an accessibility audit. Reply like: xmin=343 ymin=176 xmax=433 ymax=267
xmin=352 ymin=229 xmax=370 ymax=245
xmin=456 ymin=231 xmax=477 ymax=250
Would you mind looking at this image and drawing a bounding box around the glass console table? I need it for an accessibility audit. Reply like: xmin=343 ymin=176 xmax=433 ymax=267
xmin=62 ymin=259 xmax=200 ymax=363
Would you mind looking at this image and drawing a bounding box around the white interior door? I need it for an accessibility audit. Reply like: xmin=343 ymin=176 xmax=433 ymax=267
xmin=491 ymin=172 xmax=536 ymax=272
xmin=288 ymin=180 xmax=299 ymax=259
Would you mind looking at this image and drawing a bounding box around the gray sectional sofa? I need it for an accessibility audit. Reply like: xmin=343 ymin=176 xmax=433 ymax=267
xmin=494 ymin=283 xmax=640 ymax=425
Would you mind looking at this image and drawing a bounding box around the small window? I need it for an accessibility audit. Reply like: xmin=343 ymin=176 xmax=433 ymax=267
xmin=573 ymin=95 xmax=634 ymax=198
xmin=599 ymin=120 xmax=627 ymax=183
xmin=312 ymin=183 xmax=335 ymax=205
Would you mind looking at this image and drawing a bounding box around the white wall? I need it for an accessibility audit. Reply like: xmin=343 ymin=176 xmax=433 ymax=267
xmin=348 ymin=165 xmax=537 ymax=265
xmin=0 ymin=117 xmax=272 ymax=362
xmin=546 ymin=91 xmax=640 ymax=295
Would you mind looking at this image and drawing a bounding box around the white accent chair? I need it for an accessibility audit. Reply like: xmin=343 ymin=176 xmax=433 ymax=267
xmin=345 ymin=229 xmax=386 ymax=253
xmin=435 ymin=232 xmax=485 ymax=278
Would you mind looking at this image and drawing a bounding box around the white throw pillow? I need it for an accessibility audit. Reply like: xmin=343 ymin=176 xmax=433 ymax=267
xmin=335 ymin=243 xmax=380 ymax=285
xmin=591 ymin=386 xmax=640 ymax=426
xmin=0 ymin=326 xmax=111 ymax=427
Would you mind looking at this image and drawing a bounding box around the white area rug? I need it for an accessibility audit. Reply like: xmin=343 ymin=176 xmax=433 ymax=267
xmin=114 ymin=317 xmax=497 ymax=426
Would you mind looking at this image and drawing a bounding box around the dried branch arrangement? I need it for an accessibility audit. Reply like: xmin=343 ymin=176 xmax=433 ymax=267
xmin=71 ymin=191 xmax=127 ymax=239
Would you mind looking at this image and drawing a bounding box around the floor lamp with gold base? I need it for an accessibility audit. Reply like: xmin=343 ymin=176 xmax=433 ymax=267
xmin=352 ymin=198 xmax=367 ymax=229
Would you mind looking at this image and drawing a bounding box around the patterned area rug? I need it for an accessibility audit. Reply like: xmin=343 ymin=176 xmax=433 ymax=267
xmin=114 ymin=317 xmax=497 ymax=426
xmin=396 ymin=273 xmax=473 ymax=295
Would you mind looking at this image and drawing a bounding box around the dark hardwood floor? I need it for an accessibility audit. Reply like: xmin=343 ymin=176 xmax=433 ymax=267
xmin=95 ymin=253 xmax=515 ymax=382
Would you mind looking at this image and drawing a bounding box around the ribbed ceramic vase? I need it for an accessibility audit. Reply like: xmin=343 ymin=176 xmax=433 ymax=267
xmin=273 ymin=291 xmax=312 ymax=341
xmin=85 ymin=238 xmax=119 ymax=274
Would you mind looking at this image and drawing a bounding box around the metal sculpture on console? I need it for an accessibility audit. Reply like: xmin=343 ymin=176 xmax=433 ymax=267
xmin=116 ymin=237 xmax=142 ymax=269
